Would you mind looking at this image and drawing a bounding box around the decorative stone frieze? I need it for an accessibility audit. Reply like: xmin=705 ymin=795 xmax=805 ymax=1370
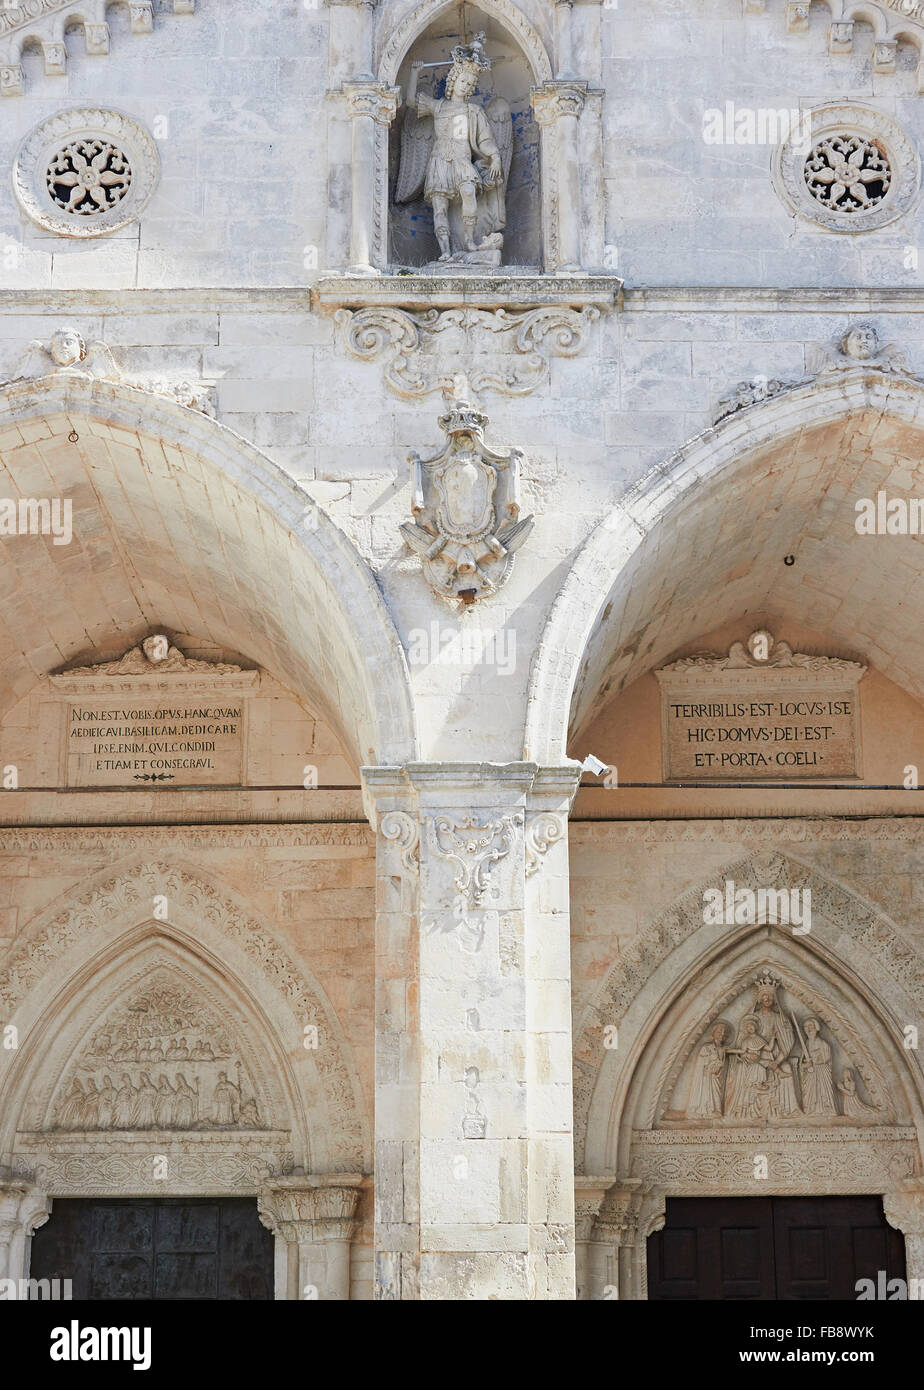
xmin=0 ymin=0 xmax=192 ymax=92
xmin=13 ymin=108 xmax=160 ymax=235
xmin=335 ymin=301 xmax=604 ymax=399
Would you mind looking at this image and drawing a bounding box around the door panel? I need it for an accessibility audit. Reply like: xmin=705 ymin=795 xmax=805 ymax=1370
xmin=30 ymin=1197 xmax=273 ymax=1301
xmin=648 ymin=1195 xmax=906 ymax=1300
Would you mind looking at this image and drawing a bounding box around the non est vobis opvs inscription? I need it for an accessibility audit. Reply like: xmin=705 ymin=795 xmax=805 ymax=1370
xmin=66 ymin=700 xmax=245 ymax=786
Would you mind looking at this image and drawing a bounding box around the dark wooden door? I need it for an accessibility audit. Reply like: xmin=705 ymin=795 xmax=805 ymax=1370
xmin=30 ymin=1197 xmax=274 ymax=1300
xmin=648 ymin=1195 xmax=905 ymax=1300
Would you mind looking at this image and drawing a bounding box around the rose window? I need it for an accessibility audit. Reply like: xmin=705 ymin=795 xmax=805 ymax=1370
xmin=803 ymin=135 xmax=891 ymax=214
xmin=45 ymin=139 xmax=133 ymax=216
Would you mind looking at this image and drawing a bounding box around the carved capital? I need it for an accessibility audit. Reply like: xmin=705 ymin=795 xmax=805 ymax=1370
xmin=1 ymin=65 xmax=25 ymax=97
xmin=525 ymin=813 xmax=566 ymax=877
xmin=380 ymin=811 xmax=420 ymax=875
xmin=342 ymin=80 xmax=399 ymax=125
xmin=0 ymin=1181 xmax=51 ymax=1241
xmin=884 ymin=1182 xmax=924 ymax=1235
xmin=259 ymin=1175 xmax=363 ymax=1244
xmin=530 ymin=80 xmax=588 ymax=124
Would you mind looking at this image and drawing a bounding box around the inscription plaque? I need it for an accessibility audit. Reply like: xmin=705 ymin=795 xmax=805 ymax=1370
xmin=66 ymin=700 xmax=245 ymax=786
xmin=47 ymin=635 xmax=259 ymax=787
xmin=656 ymin=631 xmax=866 ymax=782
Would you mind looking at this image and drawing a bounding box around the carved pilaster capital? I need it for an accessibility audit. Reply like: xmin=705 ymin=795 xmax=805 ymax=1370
xmin=0 ymin=1180 xmax=51 ymax=1238
xmin=884 ymin=1181 xmax=924 ymax=1235
xmin=530 ymin=80 xmax=588 ymax=125
xmin=259 ymin=1175 xmax=363 ymax=1244
xmin=342 ymin=80 xmax=399 ymax=124
xmin=574 ymin=1176 xmax=616 ymax=1242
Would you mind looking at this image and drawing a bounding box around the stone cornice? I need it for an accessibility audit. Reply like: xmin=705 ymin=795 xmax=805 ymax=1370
xmin=6 ymin=286 xmax=924 ymax=315
xmin=313 ymin=274 xmax=623 ymax=310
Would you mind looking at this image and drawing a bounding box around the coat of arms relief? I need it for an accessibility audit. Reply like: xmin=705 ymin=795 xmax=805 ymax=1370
xmin=400 ymin=385 xmax=533 ymax=603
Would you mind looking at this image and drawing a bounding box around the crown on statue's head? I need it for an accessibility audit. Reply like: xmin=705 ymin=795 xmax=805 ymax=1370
xmin=450 ymin=30 xmax=491 ymax=75
xmin=753 ymin=970 xmax=782 ymax=995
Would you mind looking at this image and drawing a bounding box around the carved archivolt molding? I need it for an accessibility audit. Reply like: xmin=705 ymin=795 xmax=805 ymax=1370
xmin=773 ymin=104 xmax=920 ymax=233
xmin=335 ymin=303 xmax=600 ymax=398
xmin=0 ymin=860 xmax=367 ymax=1172
xmin=1 ymin=0 xmax=193 ymax=95
xmin=13 ymin=108 xmax=160 ymax=236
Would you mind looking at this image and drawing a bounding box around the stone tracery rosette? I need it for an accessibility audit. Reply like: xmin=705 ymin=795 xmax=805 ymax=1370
xmin=773 ymin=103 xmax=920 ymax=232
xmin=13 ymin=106 xmax=160 ymax=237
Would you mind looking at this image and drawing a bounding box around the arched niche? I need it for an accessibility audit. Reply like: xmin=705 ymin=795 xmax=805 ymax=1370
xmin=0 ymin=858 xmax=369 ymax=1194
xmin=386 ymin=2 xmax=543 ymax=268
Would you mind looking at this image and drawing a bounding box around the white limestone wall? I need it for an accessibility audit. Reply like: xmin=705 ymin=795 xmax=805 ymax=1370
xmin=3 ymin=0 xmax=924 ymax=286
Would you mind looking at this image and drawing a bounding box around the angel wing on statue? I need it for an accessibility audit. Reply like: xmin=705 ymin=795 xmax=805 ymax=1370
xmin=396 ymin=33 xmax=513 ymax=265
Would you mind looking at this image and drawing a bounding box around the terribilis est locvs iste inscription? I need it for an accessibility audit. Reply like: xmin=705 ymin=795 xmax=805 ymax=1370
xmin=655 ymin=631 xmax=866 ymax=781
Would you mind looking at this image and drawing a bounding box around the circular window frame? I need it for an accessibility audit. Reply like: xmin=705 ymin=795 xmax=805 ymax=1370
xmin=773 ymin=103 xmax=920 ymax=233
xmin=13 ymin=107 xmax=160 ymax=238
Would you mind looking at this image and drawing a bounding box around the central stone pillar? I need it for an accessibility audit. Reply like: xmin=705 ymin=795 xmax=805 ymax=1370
xmin=365 ymin=762 xmax=579 ymax=1300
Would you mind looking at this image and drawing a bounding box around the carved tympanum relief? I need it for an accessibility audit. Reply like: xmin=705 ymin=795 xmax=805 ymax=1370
xmin=666 ymin=972 xmax=889 ymax=1127
xmin=401 ymin=387 xmax=533 ymax=602
xmin=50 ymin=974 xmax=271 ymax=1134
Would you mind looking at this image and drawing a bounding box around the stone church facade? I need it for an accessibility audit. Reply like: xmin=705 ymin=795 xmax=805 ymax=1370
xmin=0 ymin=0 xmax=924 ymax=1302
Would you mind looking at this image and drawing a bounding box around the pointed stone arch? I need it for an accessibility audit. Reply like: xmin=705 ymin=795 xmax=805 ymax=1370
xmin=576 ymin=847 xmax=924 ymax=1189
xmin=0 ymin=857 xmax=368 ymax=1194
